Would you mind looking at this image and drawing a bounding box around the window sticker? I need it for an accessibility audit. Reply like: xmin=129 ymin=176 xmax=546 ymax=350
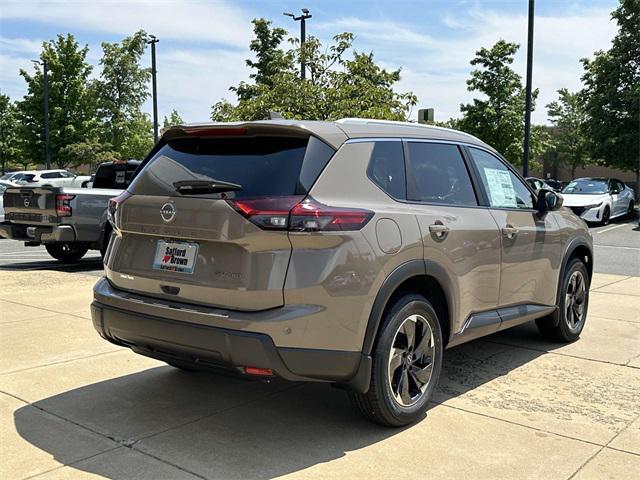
xmin=484 ymin=168 xmax=517 ymax=207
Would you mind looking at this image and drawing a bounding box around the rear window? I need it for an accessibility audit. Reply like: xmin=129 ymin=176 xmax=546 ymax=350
xmin=93 ymin=163 xmax=140 ymax=189
xmin=129 ymin=136 xmax=334 ymax=198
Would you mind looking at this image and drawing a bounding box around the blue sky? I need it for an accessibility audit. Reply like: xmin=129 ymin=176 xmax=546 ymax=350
xmin=0 ymin=0 xmax=619 ymax=125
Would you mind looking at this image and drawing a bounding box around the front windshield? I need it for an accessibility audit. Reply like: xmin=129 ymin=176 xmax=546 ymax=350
xmin=562 ymin=179 xmax=608 ymax=195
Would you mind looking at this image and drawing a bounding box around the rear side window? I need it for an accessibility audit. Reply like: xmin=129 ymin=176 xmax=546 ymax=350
xmin=367 ymin=141 xmax=406 ymax=199
xmin=130 ymin=136 xmax=334 ymax=198
xmin=406 ymin=142 xmax=477 ymax=206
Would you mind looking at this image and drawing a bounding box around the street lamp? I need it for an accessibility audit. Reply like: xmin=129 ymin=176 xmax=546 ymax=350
xmin=522 ymin=0 xmax=535 ymax=177
xmin=32 ymin=59 xmax=51 ymax=169
xmin=147 ymin=35 xmax=160 ymax=143
xmin=283 ymin=8 xmax=312 ymax=80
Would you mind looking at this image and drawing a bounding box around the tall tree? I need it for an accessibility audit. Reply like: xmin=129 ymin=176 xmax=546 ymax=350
xmin=162 ymin=109 xmax=184 ymax=129
xmin=96 ymin=30 xmax=153 ymax=159
xmin=581 ymin=0 xmax=639 ymax=194
xmin=546 ymin=88 xmax=591 ymax=177
xmin=0 ymin=93 xmax=25 ymax=172
xmin=457 ymin=40 xmax=549 ymax=167
xmin=211 ymin=19 xmax=416 ymax=122
xmin=17 ymin=34 xmax=97 ymax=168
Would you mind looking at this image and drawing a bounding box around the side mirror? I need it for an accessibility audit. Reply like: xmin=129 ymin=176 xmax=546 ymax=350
xmin=537 ymin=189 xmax=563 ymax=213
xmin=610 ymin=187 xmax=620 ymax=194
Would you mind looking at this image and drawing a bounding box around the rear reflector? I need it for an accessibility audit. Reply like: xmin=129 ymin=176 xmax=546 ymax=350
xmin=244 ymin=367 xmax=273 ymax=376
xmin=107 ymin=190 xmax=132 ymax=230
xmin=228 ymin=196 xmax=373 ymax=232
xmin=55 ymin=194 xmax=75 ymax=217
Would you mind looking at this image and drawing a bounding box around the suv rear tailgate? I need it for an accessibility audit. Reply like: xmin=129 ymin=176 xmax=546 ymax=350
xmin=106 ymin=127 xmax=339 ymax=311
xmin=3 ymin=186 xmax=63 ymax=224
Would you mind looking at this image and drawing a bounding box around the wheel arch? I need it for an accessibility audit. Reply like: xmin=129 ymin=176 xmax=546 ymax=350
xmin=554 ymin=238 xmax=593 ymax=325
xmin=362 ymin=260 xmax=454 ymax=356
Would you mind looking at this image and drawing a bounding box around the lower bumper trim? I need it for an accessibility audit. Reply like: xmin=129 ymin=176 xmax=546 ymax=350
xmin=91 ymin=301 xmax=368 ymax=389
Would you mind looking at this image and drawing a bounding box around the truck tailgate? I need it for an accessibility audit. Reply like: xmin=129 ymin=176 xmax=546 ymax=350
xmin=3 ymin=186 xmax=63 ymax=225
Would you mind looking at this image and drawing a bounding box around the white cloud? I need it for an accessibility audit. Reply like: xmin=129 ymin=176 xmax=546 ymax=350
xmin=0 ymin=2 xmax=618 ymax=125
xmin=317 ymin=5 xmax=617 ymax=124
xmin=1 ymin=0 xmax=253 ymax=47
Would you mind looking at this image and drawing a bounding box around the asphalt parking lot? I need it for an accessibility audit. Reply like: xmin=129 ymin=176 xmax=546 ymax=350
xmin=0 ymin=217 xmax=638 ymax=480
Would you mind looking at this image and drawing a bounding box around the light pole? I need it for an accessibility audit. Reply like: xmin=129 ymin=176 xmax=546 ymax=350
xmin=147 ymin=35 xmax=160 ymax=143
xmin=522 ymin=0 xmax=535 ymax=177
xmin=32 ymin=59 xmax=51 ymax=169
xmin=283 ymin=9 xmax=312 ymax=80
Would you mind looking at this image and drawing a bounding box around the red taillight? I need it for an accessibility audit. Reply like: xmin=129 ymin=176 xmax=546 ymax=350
xmin=55 ymin=194 xmax=75 ymax=217
xmin=290 ymin=198 xmax=374 ymax=232
xmin=230 ymin=196 xmax=304 ymax=230
xmin=107 ymin=190 xmax=132 ymax=229
xmin=243 ymin=367 xmax=273 ymax=376
xmin=228 ymin=196 xmax=373 ymax=232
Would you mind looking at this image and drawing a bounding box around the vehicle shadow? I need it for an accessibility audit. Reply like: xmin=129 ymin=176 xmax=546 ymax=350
xmin=0 ymin=258 xmax=102 ymax=273
xmin=13 ymin=337 xmax=546 ymax=479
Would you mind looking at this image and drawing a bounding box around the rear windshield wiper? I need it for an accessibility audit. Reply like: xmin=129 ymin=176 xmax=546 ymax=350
xmin=173 ymin=179 xmax=243 ymax=195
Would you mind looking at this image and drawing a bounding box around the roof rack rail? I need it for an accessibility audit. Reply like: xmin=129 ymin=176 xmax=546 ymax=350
xmin=335 ymin=117 xmax=478 ymax=140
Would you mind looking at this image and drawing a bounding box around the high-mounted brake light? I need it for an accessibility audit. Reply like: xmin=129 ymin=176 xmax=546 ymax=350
xmin=228 ymin=196 xmax=373 ymax=232
xmin=55 ymin=194 xmax=75 ymax=217
xmin=107 ymin=190 xmax=132 ymax=230
xmin=184 ymin=127 xmax=248 ymax=137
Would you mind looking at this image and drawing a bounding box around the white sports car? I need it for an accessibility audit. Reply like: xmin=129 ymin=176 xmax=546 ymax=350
xmin=561 ymin=177 xmax=635 ymax=225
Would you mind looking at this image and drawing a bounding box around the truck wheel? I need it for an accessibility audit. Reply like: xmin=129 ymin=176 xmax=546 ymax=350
xmin=45 ymin=243 xmax=89 ymax=263
xmin=349 ymin=294 xmax=443 ymax=427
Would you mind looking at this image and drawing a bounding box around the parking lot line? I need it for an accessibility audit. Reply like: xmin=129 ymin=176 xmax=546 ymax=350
xmin=596 ymin=224 xmax=628 ymax=234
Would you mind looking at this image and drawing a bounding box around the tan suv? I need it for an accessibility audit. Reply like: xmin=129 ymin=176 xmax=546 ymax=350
xmin=92 ymin=119 xmax=593 ymax=426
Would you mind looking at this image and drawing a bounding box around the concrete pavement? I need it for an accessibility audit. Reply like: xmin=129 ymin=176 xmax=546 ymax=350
xmin=0 ymin=269 xmax=638 ymax=480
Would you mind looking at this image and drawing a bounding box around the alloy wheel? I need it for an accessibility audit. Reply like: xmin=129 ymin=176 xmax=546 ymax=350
xmin=565 ymin=270 xmax=587 ymax=331
xmin=387 ymin=314 xmax=435 ymax=407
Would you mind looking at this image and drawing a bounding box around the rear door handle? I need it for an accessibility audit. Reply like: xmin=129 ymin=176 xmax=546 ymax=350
xmin=501 ymin=225 xmax=519 ymax=239
xmin=429 ymin=223 xmax=450 ymax=238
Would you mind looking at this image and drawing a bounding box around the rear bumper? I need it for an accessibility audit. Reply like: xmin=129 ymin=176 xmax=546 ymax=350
xmin=91 ymin=278 xmax=371 ymax=391
xmin=0 ymin=222 xmax=75 ymax=243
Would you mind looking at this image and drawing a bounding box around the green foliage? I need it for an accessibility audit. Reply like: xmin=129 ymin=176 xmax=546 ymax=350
xmin=457 ymin=40 xmax=549 ymax=168
xmin=17 ymin=34 xmax=97 ymax=168
xmin=581 ymin=0 xmax=640 ymax=179
xmin=59 ymin=141 xmax=118 ymax=169
xmin=546 ymin=89 xmax=591 ymax=177
xmin=96 ymin=30 xmax=152 ymax=156
xmin=162 ymin=109 xmax=184 ymax=129
xmin=119 ymin=112 xmax=154 ymax=160
xmin=211 ymin=19 xmax=417 ymax=122
xmin=0 ymin=92 xmax=27 ymax=171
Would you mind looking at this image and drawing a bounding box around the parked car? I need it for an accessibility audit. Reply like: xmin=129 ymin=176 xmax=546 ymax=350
xmin=561 ymin=177 xmax=635 ymax=225
xmin=13 ymin=169 xmax=91 ymax=188
xmin=0 ymin=160 xmax=140 ymax=262
xmin=91 ymin=119 xmax=593 ymax=427
xmin=543 ymin=179 xmax=564 ymax=192
xmin=525 ymin=177 xmax=552 ymax=192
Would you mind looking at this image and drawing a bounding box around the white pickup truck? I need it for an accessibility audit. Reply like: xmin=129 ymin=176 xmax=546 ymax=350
xmin=0 ymin=161 xmax=139 ymax=262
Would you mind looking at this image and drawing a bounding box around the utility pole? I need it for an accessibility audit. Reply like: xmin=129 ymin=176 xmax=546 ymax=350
xmin=32 ymin=59 xmax=51 ymax=169
xmin=148 ymin=35 xmax=160 ymax=143
xmin=283 ymin=9 xmax=312 ymax=80
xmin=522 ymin=0 xmax=535 ymax=177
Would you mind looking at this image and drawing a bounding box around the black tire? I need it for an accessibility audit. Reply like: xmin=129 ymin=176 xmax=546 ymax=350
xmin=45 ymin=243 xmax=89 ymax=263
xmin=627 ymin=201 xmax=635 ymax=218
xmin=601 ymin=206 xmax=611 ymax=225
xmin=536 ymin=257 xmax=589 ymax=342
xmin=349 ymin=294 xmax=443 ymax=427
